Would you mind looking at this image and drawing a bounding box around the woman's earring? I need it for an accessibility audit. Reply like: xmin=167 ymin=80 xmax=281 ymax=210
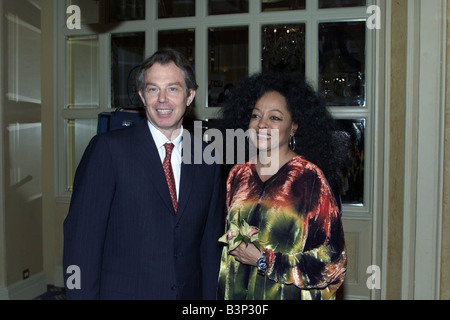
xmin=289 ymin=135 xmax=296 ymax=151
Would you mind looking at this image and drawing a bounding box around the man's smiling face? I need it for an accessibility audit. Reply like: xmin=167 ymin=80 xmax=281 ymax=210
xmin=139 ymin=61 xmax=196 ymax=140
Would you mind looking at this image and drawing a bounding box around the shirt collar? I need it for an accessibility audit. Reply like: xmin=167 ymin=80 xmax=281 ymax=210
xmin=147 ymin=120 xmax=183 ymax=150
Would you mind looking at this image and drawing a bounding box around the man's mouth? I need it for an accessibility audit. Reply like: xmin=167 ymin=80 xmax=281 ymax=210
xmin=157 ymin=109 xmax=173 ymax=115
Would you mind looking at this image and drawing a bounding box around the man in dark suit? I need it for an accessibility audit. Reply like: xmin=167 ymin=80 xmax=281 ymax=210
xmin=63 ymin=49 xmax=224 ymax=300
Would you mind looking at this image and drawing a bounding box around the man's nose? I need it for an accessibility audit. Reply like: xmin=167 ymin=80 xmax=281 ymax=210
xmin=158 ymin=89 xmax=167 ymax=102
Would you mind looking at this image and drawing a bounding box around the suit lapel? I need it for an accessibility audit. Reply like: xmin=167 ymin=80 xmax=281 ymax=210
xmin=133 ymin=120 xmax=176 ymax=215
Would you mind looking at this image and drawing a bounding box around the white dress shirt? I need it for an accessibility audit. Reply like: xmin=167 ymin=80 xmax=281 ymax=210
xmin=147 ymin=121 xmax=183 ymax=200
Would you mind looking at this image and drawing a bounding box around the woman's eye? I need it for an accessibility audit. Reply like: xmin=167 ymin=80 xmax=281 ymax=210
xmin=270 ymin=116 xmax=281 ymax=121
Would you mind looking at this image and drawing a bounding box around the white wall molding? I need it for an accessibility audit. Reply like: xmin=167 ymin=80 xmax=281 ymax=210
xmin=1 ymin=272 xmax=47 ymax=300
xmin=0 ymin=286 xmax=8 ymax=300
xmin=377 ymin=0 xmax=391 ymax=301
xmin=401 ymin=0 xmax=420 ymax=300
xmin=402 ymin=0 xmax=446 ymax=300
xmin=53 ymin=265 xmax=64 ymax=288
xmin=0 ymin=0 xmax=7 ymax=292
xmin=414 ymin=0 xmax=446 ymax=300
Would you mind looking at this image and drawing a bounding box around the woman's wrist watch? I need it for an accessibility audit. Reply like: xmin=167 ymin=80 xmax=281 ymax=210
xmin=256 ymin=251 xmax=268 ymax=274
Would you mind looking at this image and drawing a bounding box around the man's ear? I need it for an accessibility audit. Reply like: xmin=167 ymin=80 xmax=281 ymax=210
xmin=138 ymin=90 xmax=146 ymax=106
xmin=187 ymin=89 xmax=196 ymax=106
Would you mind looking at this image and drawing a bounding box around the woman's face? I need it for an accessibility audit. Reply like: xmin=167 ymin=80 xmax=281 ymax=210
xmin=248 ymin=91 xmax=298 ymax=154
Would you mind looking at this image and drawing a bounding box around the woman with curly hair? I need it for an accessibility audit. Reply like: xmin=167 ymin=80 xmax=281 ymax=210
xmin=217 ymin=72 xmax=348 ymax=300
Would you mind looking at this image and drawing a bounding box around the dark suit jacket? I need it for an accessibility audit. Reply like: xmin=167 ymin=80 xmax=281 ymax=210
xmin=63 ymin=119 xmax=225 ymax=300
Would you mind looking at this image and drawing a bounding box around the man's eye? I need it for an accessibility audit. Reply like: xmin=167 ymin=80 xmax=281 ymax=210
xmin=167 ymin=87 xmax=182 ymax=95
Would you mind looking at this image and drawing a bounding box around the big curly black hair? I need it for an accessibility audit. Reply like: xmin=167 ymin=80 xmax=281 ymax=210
xmin=219 ymin=72 xmax=351 ymax=199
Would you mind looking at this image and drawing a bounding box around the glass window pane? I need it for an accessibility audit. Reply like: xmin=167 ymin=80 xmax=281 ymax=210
xmin=66 ymin=119 xmax=97 ymax=191
xmin=208 ymin=26 xmax=248 ymax=107
xmin=208 ymin=0 xmax=248 ymax=15
xmin=158 ymin=29 xmax=195 ymax=66
xmin=261 ymin=0 xmax=305 ymax=12
xmin=111 ymin=32 xmax=145 ymax=109
xmin=319 ymin=21 xmax=366 ymax=107
xmin=319 ymin=0 xmax=366 ymax=8
xmin=336 ymin=119 xmax=365 ymax=206
xmin=67 ymin=36 xmax=99 ymax=108
xmin=158 ymin=0 xmax=195 ymax=18
xmin=66 ymin=0 xmax=100 ymax=24
xmin=262 ymin=24 xmax=305 ymax=74
xmin=109 ymin=0 xmax=145 ymax=22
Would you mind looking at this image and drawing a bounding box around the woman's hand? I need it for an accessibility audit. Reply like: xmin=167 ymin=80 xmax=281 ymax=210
xmin=230 ymin=242 xmax=263 ymax=266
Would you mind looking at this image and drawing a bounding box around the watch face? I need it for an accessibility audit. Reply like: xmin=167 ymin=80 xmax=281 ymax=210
xmin=257 ymin=257 xmax=268 ymax=271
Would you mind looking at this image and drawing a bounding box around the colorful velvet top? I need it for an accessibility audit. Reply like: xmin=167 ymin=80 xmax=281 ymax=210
xmin=217 ymin=156 xmax=347 ymax=300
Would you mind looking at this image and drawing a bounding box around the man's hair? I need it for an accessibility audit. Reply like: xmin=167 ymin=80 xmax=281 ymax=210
xmin=136 ymin=48 xmax=198 ymax=95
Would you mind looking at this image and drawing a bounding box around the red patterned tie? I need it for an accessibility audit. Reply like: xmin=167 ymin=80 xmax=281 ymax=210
xmin=163 ymin=143 xmax=177 ymax=213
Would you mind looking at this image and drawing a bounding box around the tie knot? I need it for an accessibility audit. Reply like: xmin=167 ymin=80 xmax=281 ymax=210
xmin=164 ymin=143 xmax=174 ymax=156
